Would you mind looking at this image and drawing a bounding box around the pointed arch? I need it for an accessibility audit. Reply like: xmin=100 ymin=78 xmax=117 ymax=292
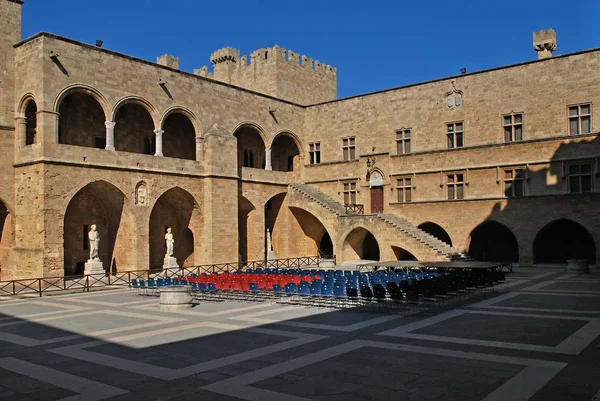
xmin=160 ymin=108 xmax=196 ymax=160
xmin=56 ymin=88 xmax=107 ymax=148
xmin=533 ymin=219 xmax=595 ymax=265
xmin=149 ymin=187 xmax=201 ymax=269
xmin=271 ymin=131 xmax=301 ymax=172
xmin=271 ymin=130 xmax=304 ymax=153
xmin=341 ymin=226 xmax=381 ymax=263
xmin=17 ymin=93 xmax=37 ymax=116
xmin=160 ymin=106 xmax=201 ymax=136
xmin=63 ymin=180 xmax=135 ymax=275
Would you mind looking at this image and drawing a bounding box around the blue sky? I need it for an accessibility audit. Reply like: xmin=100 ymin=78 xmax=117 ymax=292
xmin=22 ymin=0 xmax=599 ymax=99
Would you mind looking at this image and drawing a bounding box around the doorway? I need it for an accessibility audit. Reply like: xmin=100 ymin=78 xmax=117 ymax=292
xmin=371 ymin=186 xmax=384 ymax=213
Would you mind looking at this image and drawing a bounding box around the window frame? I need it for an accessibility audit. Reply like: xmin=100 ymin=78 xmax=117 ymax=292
xmin=309 ymin=142 xmax=321 ymax=165
xmin=568 ymin=103 xmax=592 ymax=135
xmin=395 ymin=128 xmax=411 ymax=155
xmin=446 ymin=122 xmax=464 ymax=149
xmin=567 ymin=161 xmax=593 ymax=194
xmin=503 ymin=112 xmax=523 ymax=142
xmin=446 ymin=172 xmax=465 ymax=200
xmin=503 ymin=167 xmax=526 ymax=197
xmin=396 ymin=176 xmax=413 ymax=203
xmin=342 ymin=181 xmax=358 ymax=205
xmin=342 ymin=137 xmax=356 ymax=161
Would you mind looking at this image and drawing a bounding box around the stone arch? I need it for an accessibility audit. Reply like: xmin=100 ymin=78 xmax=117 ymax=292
xmin=149 ymin=187 xmax=201 ymax=269
xmin=238 ymin=195 xmax=257 ymax=265
xmin=111 ymin=96 xmax=160 ymax=128
xmin=467 ymin=220 xmax=519 ymax=262
xmin=342 ymin=226 xmax=381 ymax=263
xmin=533 ymin=219 xmax=596 ymax=265
xmin=233 ymin=122 xmax=267 ymax=170
xmin=111 ymin=97 xmax=159 ymax=155
xmin=63 ymin=180 xmax=135 ymax=276
xmin=271 ymin=131 xmax=301 ymax=172
xmin=366 ymin=168 xmax=386 ymax=187
xmin=57 ymin=88 xmax=107 ymax=148
xmin=160 ymin=109 xmax=196 ymax=160
xmin=418 ymin=222 xmax=453 ymax=246
xmin=392 ymin=246 xmax=417 ymax=261
xmin=160 ymin=106 xmax=202 ymax=137
xmin=54 ymin=84 xmax=110 ymax=120
xmin=288 ymin=206 xmax=336 ymax=259
xmin=23 ymin=97 xmax=38 ymax=146
xmin=17 ymin=93 xmax=36 ymax=115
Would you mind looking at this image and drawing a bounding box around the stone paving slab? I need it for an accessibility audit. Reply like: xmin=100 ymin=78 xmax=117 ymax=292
xmin=0 ymin=267 xmax=599 ymax=401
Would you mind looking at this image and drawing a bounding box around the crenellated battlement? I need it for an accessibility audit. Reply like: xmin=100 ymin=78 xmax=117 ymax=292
xmin=197 ymin=45 xmax=337 ymax=104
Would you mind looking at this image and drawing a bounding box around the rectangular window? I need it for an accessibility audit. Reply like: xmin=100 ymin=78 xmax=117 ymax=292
xmin=503 ymin=168 xmax=525 ymax=197
xmin=343 ymin=182 xmax=357 ymax=205
xmin=396 ymin=177 xmax=412 ymax=203
xmin=342 ymin=137 xmax=356 ymax=161
xmin=503 ymin=113 xmax=523 ymax=142
xmin=568 ymin=163 xmax=593 ymax=193
xmin=569 ymin=104 xmax=592 ymax=135
xmin=446 ymin=122 xmax=464 ymax=148
xmin=309 ymin=142 xmax=321 ymax=164
xmin=396 ymin=129 xmax=411 ymax=155
xmin=447 ymin=173 xmax=465 ymax=200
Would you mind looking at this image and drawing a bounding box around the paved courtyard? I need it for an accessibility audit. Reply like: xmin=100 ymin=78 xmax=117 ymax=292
xmin=0 ymin=268 xmax=599 ymax=401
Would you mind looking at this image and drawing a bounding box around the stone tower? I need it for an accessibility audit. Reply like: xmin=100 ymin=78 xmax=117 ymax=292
xmin=197 ymin=45 xmax=337 ymax=106
xmin=0 ymin=0 xmax=22 ymax=125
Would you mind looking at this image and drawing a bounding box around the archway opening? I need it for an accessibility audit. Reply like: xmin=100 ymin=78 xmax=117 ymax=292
xmin=24 ymin=100 xmax=37 ymax=145
xmin=238 ymin=195 xmax=256 ymax=265
xmin=342 ymin=227 xmax=380 ymax=262
xmin=114 ymin=103 xmax=155 ymax=155
xmin=392 ymin=246 xmax=417 ymax=261
xmin=289 ymin=206 xmax=333 ymax=259
xmin=0 ymin=200 xmax=15 ymax=272
xmin=149 ymin=188 xmax=200 ymax=269
xmin=418 ymin=222 xmax=453 ymax=246
xmin=271 ymin=134 xmax=300 ymax=172
xmin=63 ymin=181 xmax=131 ymax=276
xmin=534 ymin=219 xmax=595 ymax=265
xmin=162 ymin=112 xmax=196 ymax=160
xmin=234 ymin=125 xmax=265 ymax=170
xmin=58 ymin=92 xmax=106 ymax=148
xmin=319 ymin=232 xmax=334 ymax=259
xmin=265 ymin=193 xmax=287 ymax=259
xmin=468 ymin=221 xmax=519 ymax=262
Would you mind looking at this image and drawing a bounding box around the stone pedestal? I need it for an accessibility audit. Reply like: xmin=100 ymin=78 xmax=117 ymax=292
xmin=267 ymin=250 xmax=278 ymax=261
xmin=319 ymin=258 xmax=335 ymax=268
xmin=84 ymin=259 xmax=105 ymax=275
xmin=567 ymin=259 xmax=590 ymax=274
xmin=159 ymin=285 xmax=193 ymax=309
xmin=163 ymin=256 xmax=179 ymax=269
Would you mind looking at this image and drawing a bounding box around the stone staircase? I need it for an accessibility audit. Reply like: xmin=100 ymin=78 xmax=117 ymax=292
xmin=375 ymin=213 xmax=469 ymax=261
xmin=289 ymin=182 xmax=470 ymax=261
xmin=289 ymin=183 xmax=347 ymax=217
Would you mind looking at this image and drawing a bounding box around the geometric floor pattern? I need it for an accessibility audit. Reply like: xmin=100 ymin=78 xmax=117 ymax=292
xmin=1 ymin=267 xmax=600 ymax=401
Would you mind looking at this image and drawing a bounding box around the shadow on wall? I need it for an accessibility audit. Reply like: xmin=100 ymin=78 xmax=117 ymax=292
xmin=471 ymin=135 xmax=599 ymax=266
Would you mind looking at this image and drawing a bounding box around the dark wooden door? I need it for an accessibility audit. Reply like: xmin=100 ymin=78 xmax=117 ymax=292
xmin=371 ymin=186 xmax=384 ymax=214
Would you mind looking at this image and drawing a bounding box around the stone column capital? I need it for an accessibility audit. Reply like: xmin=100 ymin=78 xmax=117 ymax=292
xmin=154 ymin=129 xmax=164 ymax=136
xmin=105 ymin=121 xmax=116 ymax=129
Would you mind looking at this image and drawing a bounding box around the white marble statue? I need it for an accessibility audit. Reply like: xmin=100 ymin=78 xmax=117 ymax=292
xmin=88 ymin=224 xmax=100 ymax=260
xmin=266 ymin=228 xmax=272 ymax=251
xmin=165 ymin=227 xmax=174 ymax=257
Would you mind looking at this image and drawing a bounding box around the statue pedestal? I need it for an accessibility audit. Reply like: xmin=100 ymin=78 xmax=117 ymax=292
xmin=163 ymin=256 xmax=179 ymax=269
xmin=267 ymin=250 xmax=278 ymax=261
xmin=84 ymin=259 xmax=105 ymax=275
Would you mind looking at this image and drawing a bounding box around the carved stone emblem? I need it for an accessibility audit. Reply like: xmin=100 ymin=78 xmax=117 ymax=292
xmin=135 ymin=181 xmax=148 ymax=206
xmin=446 ymin=80 xmax=463 ymax=109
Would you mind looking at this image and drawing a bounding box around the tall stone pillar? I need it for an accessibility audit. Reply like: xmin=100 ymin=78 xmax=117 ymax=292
xmin=154 ymin=129 xmax=164 ymax=156
xmin=15 ymin=116 xmax=26 ymax=148
xmin=265 ymin=148 xmax=272 ymax=170
xmin=105 ymin=121 xmax=116 ymax=151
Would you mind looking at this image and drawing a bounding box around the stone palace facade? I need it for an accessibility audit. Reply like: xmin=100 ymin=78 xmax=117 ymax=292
xmin=1 ymin=0 xmax=599 ymax=280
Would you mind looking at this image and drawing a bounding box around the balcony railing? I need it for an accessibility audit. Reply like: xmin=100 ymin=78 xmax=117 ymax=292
xmin=344 ymin=204 xmax=364 ymax=214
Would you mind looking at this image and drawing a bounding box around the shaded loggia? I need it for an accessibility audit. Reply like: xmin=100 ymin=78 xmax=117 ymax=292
xmin=58 ymin=92 xmax=105 ymax=148
xmin=468 ymin=221 xmax=519 ymax=262
xmin=534 ymin=219 xmax=595 ymax=265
